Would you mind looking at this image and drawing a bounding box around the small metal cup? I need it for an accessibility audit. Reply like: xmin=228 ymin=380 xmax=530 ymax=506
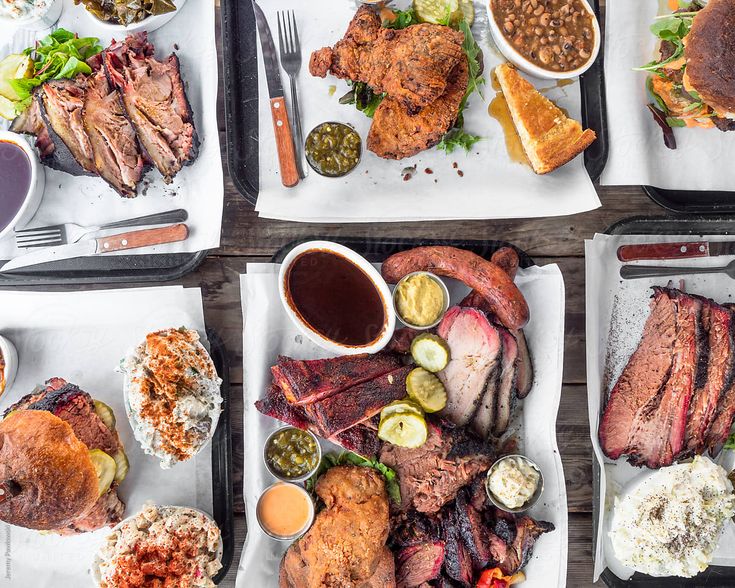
xmin=256 ymin=482 xmax=315 ymax=541
xmin=485 ymin=454 xmax=544 ymax=513
xmin=392 ymin=271 xmax=451 ymax=330
xmin=263 ymin=426 xmax=322 ymax=483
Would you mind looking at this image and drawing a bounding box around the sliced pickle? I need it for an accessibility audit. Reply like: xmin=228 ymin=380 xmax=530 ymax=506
xmin=112 ymin=448 xmax=129 ymax=484
xmin=410 ymin=333 xmax=451 ymax=373
xmin=378 ymin=412 xmax=428 ymax=448
xmin=458 ymin=0 xmax=474 ymax=26
xmin=88 ymin=449 xmax=116 ymax=497
xmin=0 ymin=95 xmax=16 ymax=121
xmin=414 ymin=0 xmax=459 ymax=24
xmin=406 ymin=367 xmax=448 ymax=413
xmin=380 ymin=399 xmax=424 ymax=423
xmin=0 ymin=54 xmax=33 ymax=102
xmin=93 ymin=400 xmax=116 ymax=431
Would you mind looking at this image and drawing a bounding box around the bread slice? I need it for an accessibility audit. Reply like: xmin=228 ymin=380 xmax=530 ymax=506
xmin=495 ymin=63 xmax=596 ymax=175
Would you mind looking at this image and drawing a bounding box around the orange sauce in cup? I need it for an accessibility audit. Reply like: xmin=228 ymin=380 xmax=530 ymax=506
xmin=257 ymin=483 xmax=312 ymax=539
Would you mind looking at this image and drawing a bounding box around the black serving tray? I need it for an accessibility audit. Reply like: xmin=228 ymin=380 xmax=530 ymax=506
xmin=644 ymin=187 xmax=735 ymax=216
xmin=593 ymin=216 xmax=735 ymax=588
xmin=271 ymin=236 xmax=535 ymax=267
xmin=0 ymin=250 xmax=209 ymax=287
xmin=206 ymin=328 xmax=236 ymax=584
xmin=222 ymin=0 xmax=609 ymax=207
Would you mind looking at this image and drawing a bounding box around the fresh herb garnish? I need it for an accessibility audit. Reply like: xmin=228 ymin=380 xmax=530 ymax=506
xmin=725 ymin=431 xmax=735 ymax=451
xmin=305 ymin=450 xmax=401 ymax=505
xmin=8 ymin=29 xmax=103 ymax=109
xmin=382 ymin=7 xmax=419 ymax=29
xmin=339 ymin=82 xmax=385 ymax=118
xmin=437 ymin=127 xmax=482 ymax=153
xmin=647 ymin=104 xmax=678 ymax=149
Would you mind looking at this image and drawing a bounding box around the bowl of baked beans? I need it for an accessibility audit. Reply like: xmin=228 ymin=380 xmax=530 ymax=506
xmin=489 ymin=0 xmax=600 ymax=79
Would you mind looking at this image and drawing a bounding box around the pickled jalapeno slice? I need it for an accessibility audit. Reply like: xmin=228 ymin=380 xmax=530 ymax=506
xmin=305 ymin=122 xmax=362 ymax=177
xmin=266 ymin=428 xmax=319 ymax=478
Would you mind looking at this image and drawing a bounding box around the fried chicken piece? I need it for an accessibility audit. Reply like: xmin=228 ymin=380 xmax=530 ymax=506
xmin=367 ymin=58 xmax=469 ymax=159
xmin=310 ymin=6 xmax=464 ymax=112
xmin=279 ymin=466 xmax=395 ymax=588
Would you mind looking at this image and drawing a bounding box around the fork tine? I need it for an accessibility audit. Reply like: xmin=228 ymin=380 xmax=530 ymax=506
xmin=14 ymin=226 xmax=62 ymax=237
xmin=16 ymin=237 xmax=63 ymax=248
xmin=290 ymin=10 xmax=300 ymax=53
xmin=277 ymin=11 xmax=285 ymax=54
xmin=15 ymin=233 xmax=63 ymax=244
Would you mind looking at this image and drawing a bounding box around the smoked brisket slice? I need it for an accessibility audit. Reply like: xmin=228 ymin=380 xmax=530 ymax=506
xmin=84 ymin=67 xmax=144 ymax=197
xmin=272 ymin=352 xmax=402 ymax=405
xmin=685 ymin=300 xmax=735 ymax=454
xmin=621 ymin=289 xmax=702 ymax=468
xmin=104 ymin=32 xmax=198 ymax=183
xmin=493 ymin=329 xmax=518 ymax=436
xmin=599 ymin=287 xmax=678 ymax=463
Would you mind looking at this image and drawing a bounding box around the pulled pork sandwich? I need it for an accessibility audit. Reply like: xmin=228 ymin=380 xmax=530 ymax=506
xmin=0 ymin=378 xmax=128 ymax=534
xmin=640 ymin=0 xmax=735 ymax=148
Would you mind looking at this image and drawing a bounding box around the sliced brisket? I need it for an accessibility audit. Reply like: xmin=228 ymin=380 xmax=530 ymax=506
xmin=494 ymin=329 xmax=518 ymax=436
xmin=685 ymin=300 xmax=735 ymax=454
xmin=83 ymin=67 xmax=144 ymax=197
xmin=105 ymin=33 xmax=198 ymax=183
xmin=442 ymin=508 xmax=473 ymax=587
xmin=272 ymin=352 xmax=402 ymax=405
xmin=455 ymin=488 xmax=492 ymax=570
xmin=599 ymin=287 xmax=678 ymax=462
xmin=10 ymin=97 xmax=55 ymax=161
xmin=395 ymin=541 xmax=445 ymax=588
xmin=438 ymin=307 xmax=503 ymax=426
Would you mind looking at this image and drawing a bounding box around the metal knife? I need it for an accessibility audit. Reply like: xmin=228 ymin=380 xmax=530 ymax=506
xmin=253 ymin=1 xmax=300 ymax=188
xmin=617 ymin=240 xmax=735 ymax=262
xmin=1 ymin=224 xmax=189 ymax=273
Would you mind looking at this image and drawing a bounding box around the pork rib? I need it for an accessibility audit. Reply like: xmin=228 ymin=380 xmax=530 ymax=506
xmin=272 ymin=352 xmax=402 ymax=405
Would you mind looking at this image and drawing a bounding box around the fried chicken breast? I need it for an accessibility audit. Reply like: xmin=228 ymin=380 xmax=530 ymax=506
xmin=310 ymin=6 xmax=464 ymax=113
xmin=367 ymin=58 xmax=469 ymax=159
xmin=279 ymin=466 xmax=395 ymax=588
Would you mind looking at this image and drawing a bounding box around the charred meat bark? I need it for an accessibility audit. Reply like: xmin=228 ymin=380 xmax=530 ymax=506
xmin=437 ymin=307 xmax=503 ymax=427
xmin=105 ymin=33 xmax=199 ymax=183
xmin=10 ymin=97 xmax=56 ymax=161
xmin=395 ymin=541 xmax=445 ymax=588
xmin=494 ymin=329 xmax=518 ymax=436
xmin=307 ymin=365 xmax=411 ymax=437
xmin=442 ymin=508 xmax=474 ymax=587
xmin=83 ymin=68 xmax=144 ymax=197
xmin=272 ymin=352 xmax=402 ymax=405
xmin=455 ymin=489 xmax=492 ymax=570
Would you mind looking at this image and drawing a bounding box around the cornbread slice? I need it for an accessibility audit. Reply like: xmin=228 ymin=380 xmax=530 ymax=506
xmin=495 ymin=63 xmax=596 ymax=174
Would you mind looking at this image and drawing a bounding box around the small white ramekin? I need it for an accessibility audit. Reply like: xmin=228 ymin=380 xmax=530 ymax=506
xmin=487 ymin=0 xmax=601 ymax=80
xmin=0 ymin=0 xmax=62 ymax=31
xmin=0 ymin=131 xmax=44 ymax=241
xmin=278 ymin=240 xmax=396 ymax=356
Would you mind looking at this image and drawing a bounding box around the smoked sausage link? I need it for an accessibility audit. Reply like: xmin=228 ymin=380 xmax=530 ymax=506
xmin=381 ymin=246 xmax=529 ymax=330
xmin=490 ymin=247 xmax=519 ymax=280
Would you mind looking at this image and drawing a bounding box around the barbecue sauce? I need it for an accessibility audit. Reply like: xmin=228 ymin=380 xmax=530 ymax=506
xmin=0 ymin=140 xmax=31 ymax=232
xmin=286 ymin=250 xmax=386 ymax=346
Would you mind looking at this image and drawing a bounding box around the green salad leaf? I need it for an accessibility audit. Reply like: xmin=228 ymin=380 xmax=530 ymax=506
xmin=725 ymin=432 xmax=735 ymax=451
xmin=382 ymin=7 xmax=419 ymax=29
xmin=305 ymin=451 xmax=401 ymax=505
xmin=8 ymin=29 xmax=103 ymax=102
xmin=437 ymin=128 xmax=481 ymax=153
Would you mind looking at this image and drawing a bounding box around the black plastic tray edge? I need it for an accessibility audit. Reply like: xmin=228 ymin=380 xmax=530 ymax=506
xmin=222 ymin=0 xmax=609 ymax=206
xmin=271 ymin=236 xmax=534 ymax=267
xmin=643 ymin=187 xmax=735 ymax=216
xmin=0 ymin=249 xmax=210 ymax=287
xmin=207 ymin=328 xmax=236 ymax=584
xmin=593 ymin=216 xmax=735 ymax=588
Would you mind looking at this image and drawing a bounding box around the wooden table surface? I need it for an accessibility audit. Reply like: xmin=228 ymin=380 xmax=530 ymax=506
xmin=43 ymin=1 xmax=669 ymax=585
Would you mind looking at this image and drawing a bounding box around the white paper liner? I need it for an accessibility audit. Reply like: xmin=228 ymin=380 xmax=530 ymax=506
xmin=254 ymin=0 xmax=600 ymax=222
xmin=586 ymin=233 xmax=735 ymax=582
xmin=237 ymin=261 xmax=568 ymax=587
xmin=0 ymin=286 xmax=215 ymax=587
xmin=599 ymin=1 xmax=735 ymax=190
xmin=0 ymin=0 xmax=223 ymax=259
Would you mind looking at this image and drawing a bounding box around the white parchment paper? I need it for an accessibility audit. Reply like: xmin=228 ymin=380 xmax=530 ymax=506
xmin=0 ymin=286 xmax=215 ymax=587
xmin=254 ymin=0 xmax=600 ymax=222
xmin=0 ymin=0 xmax=223 ymax=259
xmin=237 ymin=261 xmax=568 ymax=587
xmin=586 ymin=233 xmax=735 ymax=582
xmin=599 ymin=1 xmax=735 ymax=190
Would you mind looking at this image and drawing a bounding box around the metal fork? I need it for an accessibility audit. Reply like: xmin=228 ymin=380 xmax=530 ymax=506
xmin=277 ymin=9 xmax=305 ymax=178
xmin=15 ymin=209 xmax=189 ymax=248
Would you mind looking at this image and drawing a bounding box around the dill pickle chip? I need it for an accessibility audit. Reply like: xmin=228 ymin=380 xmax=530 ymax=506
xmin=406 ymin=367 xmax=448 ymax=413
xmin=410 ymin=333 xmax=450 ymax=373
xmin=378 ymin=412 xmax=428 ymax=448
xmin=380 ymin=399 xmax=424 ymax=423
xmin=93 ymin=399 xmax=116 ymax=431
xmin=89 ymin=449 xmax=117 ymax=497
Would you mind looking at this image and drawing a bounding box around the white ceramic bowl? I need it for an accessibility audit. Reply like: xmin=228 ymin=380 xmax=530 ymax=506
xmin=0 ymin=0 xmax=62 ymax=31
xmin=0 ymin=131 xmax=44 ymax=241
xmin=90 ymin=505 xmax=223 ymax=587
xmin=0 ymin=335 xmax=18 ymax=397
xmin=278 ymin=240 xmax=396 ymax=356
xmin=487 ymin=0 xmax=601 ymax=80
xmin=78 ymin=0 xmax=186 ymax=34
